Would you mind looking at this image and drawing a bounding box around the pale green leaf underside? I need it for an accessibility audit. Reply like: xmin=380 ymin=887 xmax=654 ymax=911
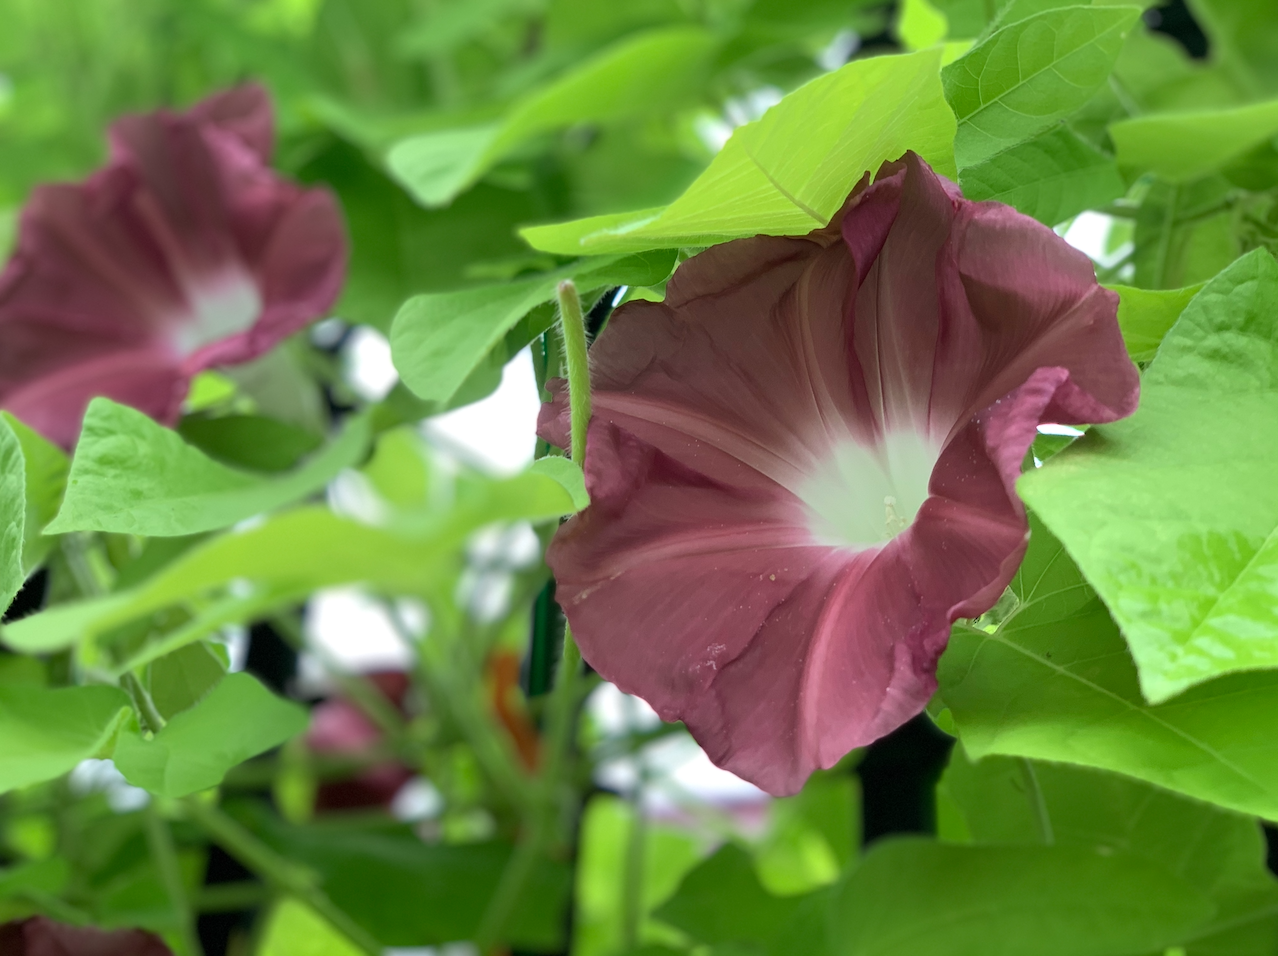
xmin=521 ymin=48 xmax=956 ymax=255
xmin=943 ymin=4 xmax=1141 ymax=168
xmin=0 ymin=685 xmax=132 ymax=794
xmin=1021 ymin=250 xmax=1278 ymax=702
xmin=528 ymin=456 xmax=589 ymax=511
xmin=1109 ymin=96 xmax=1278 ymax=183
xmin=114 ymin=672 xmax=307 ymax=797
xmin=1108 ymin=281 xmax=1204 ymax=363
xmin=959 ymin=125 xmax=1125 ymax=225
xmin=939 ymin=517 xmax=1278 ymax=821
xmin=47 ymin=399 xmax=371 ymax=537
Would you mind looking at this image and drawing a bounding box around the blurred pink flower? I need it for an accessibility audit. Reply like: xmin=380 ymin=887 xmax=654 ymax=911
xmin=0 ymin=84 xmax=346 ymax=446
xmin=539 ymin=152 xmax=1139 ymax=796
xmin=307 ymin=671 xmax=413 ymax=811
xmin=0 ymin=916 xmax=172 ymax=956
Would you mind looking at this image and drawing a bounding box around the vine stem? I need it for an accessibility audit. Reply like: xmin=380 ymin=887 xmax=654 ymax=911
xmin=122 ymin=672 xmax=168 ymax=735
xmin=558 ymin=279 xmax=591 ymax=468
xmin=473 ymin=280 xmax=591 ymax=955
xmin=144 ymin=804 xmax=202 ymax=956
xmin=181 ymin=797 xmax=381 ymax=956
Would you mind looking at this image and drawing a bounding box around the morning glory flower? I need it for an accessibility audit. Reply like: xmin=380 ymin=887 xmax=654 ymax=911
xmin=539 ymin=152 xmax=1139 ymax=796
xmin=0 ymin=916 xmax=173 ymax=955
xmin=0 ymin=84 xmax=346 ymax=446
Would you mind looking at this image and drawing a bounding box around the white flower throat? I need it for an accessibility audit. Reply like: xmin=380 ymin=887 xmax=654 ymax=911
xmin=798 ymin=430 xmax=939 ymax=549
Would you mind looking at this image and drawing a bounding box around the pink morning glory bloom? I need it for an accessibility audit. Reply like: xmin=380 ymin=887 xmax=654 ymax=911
xmin=539 ymin=152 xmax=1139 ymax=796
xmin=0 ymin=916 xmax=173 ymax=955
xmin=0 ymin=84 xmax=346 ymax=446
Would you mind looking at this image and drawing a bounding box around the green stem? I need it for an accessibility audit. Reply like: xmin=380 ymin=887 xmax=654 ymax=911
xmin=620 ymin=793 xmax=647 ymax=951
xmin=1095 ymin=249 xmax=1135 ymax=284
xmin=557 ymin=280 xmax=591 ymax=468
xmin=196 ymin=881 xmax=269 ymax=912
xmin=182 ymin=798 xmax=381 ymax=956
xmin=1151 ymin=183 xmax=1179 ymax=290
xmin=123 ymin=672 xmax=167 ymax=735
xmin=145 ymin=804 xmax=202 ymax=956
xmin=1019 ymin=759 xmax=1054 ymax=846
xmin=382 ymin=600 xmax=534 ymax=816
xmin=473 ymin=283 xmax=593 ymax=954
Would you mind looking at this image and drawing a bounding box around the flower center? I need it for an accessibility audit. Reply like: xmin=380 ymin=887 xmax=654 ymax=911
xmin=173 ymin=273 xmax=262 ymax=355
xmin=798 ymin=431 xmax=939 ymax=549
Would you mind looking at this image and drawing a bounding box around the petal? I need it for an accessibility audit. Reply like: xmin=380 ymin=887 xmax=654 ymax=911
xmin=189 ymin=186 xmax=347 ymax=371
xmin=538 ymin=233 xmax=865 ymax=492
xmin=547 ymin=419 xmax=828 ymax=718
xmin=837 ymin=152 xmax=1139 ymax=442
xmin=1 ymin=347 xmax=186 ymax=448
xmin=552 ymin=414 xmax=1027 ymax=796
xmin=542 ymin=150 xmax=1140 ymax=795
xmin=0 ymin=85 xmax=346 ymax=443
xmin=0 ymin=172 xmax=188 ymax=339
xmin=187 ymin=82 xmax=275 ymax=161
xmin=18 ymin=915 xmax=173 ymax=956
xmin=933 ymin=202 xmax=1139 ymax=429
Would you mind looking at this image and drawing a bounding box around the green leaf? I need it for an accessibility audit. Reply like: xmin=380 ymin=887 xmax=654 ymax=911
xmin=1108 ymin=281 xmax=1205 ymax=362
xmin=0 ymin=857 xmax=70 ymax=902
xmin=46 ymin=400 xmax=371 ymax=537
xmin=1133 ymin=177 xmax=1240 ymax=290
xmin=827 ymin=837 xmax=1214 ymax=956
xmin=1020 ymin=250 xmax=1278 ymax=702
xmin=302 ymin=141 xmax=554 ymax=333
xmin=4 ymin=458 xmax=580 ymax=656
xmin=654 ymin=844 xmax=805 ymax=947
xmin=521 ymin=49 xmax=957 ymax=255
xmin=259 ymin=899 xmax=362 ymax=956
xmin=1187 ymin=0 xmax=1278 ymax=97
xmin=248 ymin=811 xmax=571 ymax=949
xmin=389 ymin=251 xmax=675 ymax=404
xmin=147 ymin=641 xmax=227 ymax=721
xmin=940 ymin=751 xmax=1278 ymax=954
xmin=574 ymin=795 xmax=701 ymax=956
xmin=3 ymin=413 xmax=68 ymax=572
xmin=0 ymin=419 xmax=25 ymax=612
xmin=897 ymin=0 xmax=949 ymax=50
xmin=942 ymin=5 xmax=1141 ymax=168
xmin=1109 ymin=97 xmax=1278 ymax=183
xmin=528 ymin=457 xmax=589 ymax=511
xmin=391 ymin=277 xmax=562 ymax=406
xmin=113 ymin=673 xmax=306 ymax=797
xmin=958 ymin=125 xmax=1125 ymax=225
xmin=755 ymin=771 xmax=859 ymax=896
xmin=386 ymin=27 xmax=717 ymax=208
xmin=0 ymin=684 xmax=132 ymax=794
xmin=178 ymin=415 xmax=323 ymax=473
xmin=938 ymin=516 xmax=1278 ymax=821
